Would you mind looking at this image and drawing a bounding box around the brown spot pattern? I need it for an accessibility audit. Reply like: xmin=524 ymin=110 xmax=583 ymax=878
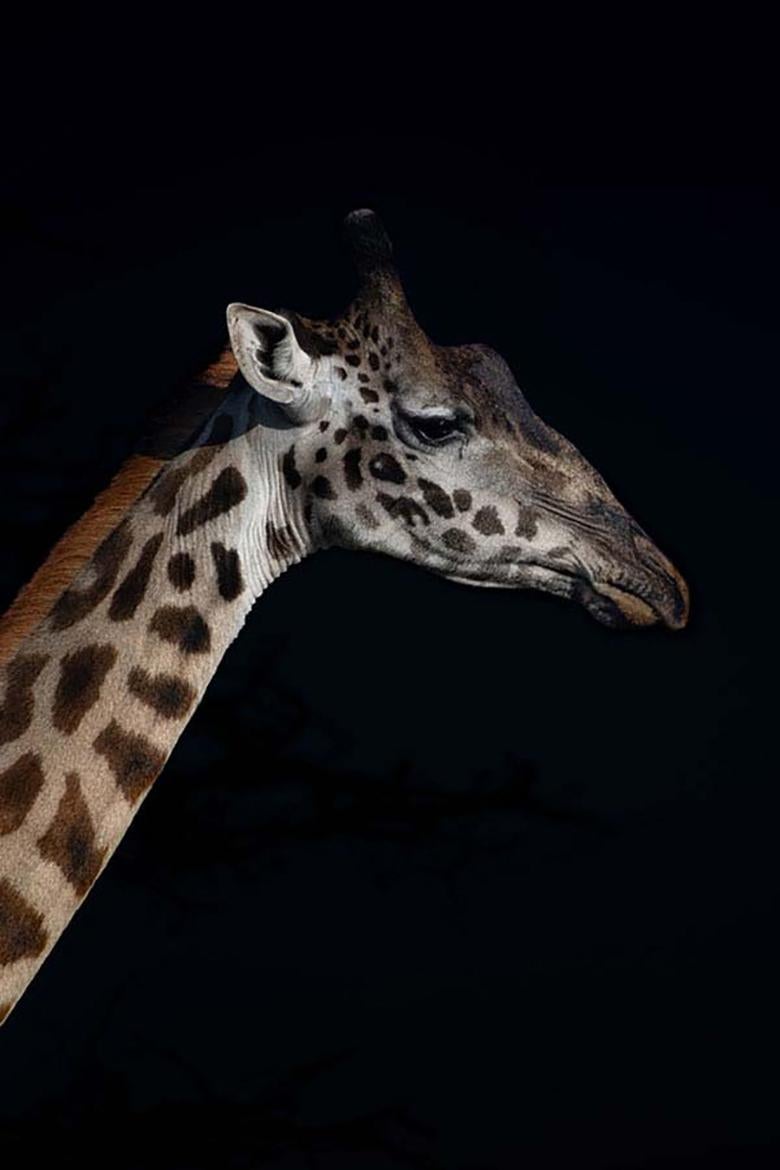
xmin=177 ymin=466 xmax=248 ymax=536
xmin=53 ymin=644 xmax=118 ymax=735
xmin=0 ymin=753 xmax=44 ymax=836
xmin=472 ymin=506 xmax=505 ymax=536
xmin=376 ymin=493 xmax=429 ymax=528
xmin=418 ymin=478 xmax=454 ymax=518
xmin=0 ymin=655 xmax=48 ymax=747
xmin=149 ymin=606 xmax=211 ymax=654
xmin=266 ymin=522 xmax=297 ymax=561
xmin=515 ymin=504 xmax=538 ymax=539
xmin=282 ymin=446 xmax=302 ymax=489
xmin=369 ymin=454 xmax=406 ymax=484
xmin=355 ymin=504 xmax=380 ymax=530
xmin=149 ymin=466 xmax=189 ymax=516
xmin=37 ymin=773 xmax=107 ymax=896
xmin=0 ymin=878 xmax=47 ymax=966
xmin=343 ymin=448 xmax=363 ymax=491
xmin=93 ymin=720 xmax=166 ymax=804
xmin=442 ymin=528 xmax=477 ymax=554
xmin=108 ymin=533 xmax=164 ymax=621
xmin=127 ymin=666 xmax=196 ymax=720
xmin=50 ymin=523 xmax=133 ymax=630
xmin=312 ymin=476 xmax=337 ymax=500
xmin=168 ymin=552 xmax=196 ymax=592
xmin=211 ymin=542 xmax=244 ymax=601
xmin=453 ymin=490 xmax=472 ymax=512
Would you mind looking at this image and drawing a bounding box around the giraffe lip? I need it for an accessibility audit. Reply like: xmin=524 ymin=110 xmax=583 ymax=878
xmin=526 ymin=560 xmax=666 ymax=628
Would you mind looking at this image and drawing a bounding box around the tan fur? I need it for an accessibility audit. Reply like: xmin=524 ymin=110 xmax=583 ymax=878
xmin=199 ymin=347 xmax=238 ymax=388
xmin=0 ymin=347 xmax=238 ymax=668
xmin=0 ymin=454 xmax=165 ymax=664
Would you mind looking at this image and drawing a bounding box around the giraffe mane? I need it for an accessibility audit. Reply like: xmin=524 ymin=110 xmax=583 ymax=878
xmin=0 ymin=345 xmax=239 ymax=664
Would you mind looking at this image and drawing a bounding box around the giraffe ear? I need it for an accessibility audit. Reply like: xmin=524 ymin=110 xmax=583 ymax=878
xmin=226 ymin=303 xmax=326 ymax=423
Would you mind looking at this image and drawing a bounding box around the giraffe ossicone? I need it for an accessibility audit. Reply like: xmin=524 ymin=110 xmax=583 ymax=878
xmin=0 ymin=210 xmax=689 ymax=1026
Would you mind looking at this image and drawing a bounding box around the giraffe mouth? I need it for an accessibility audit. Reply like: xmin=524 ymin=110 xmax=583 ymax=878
xmin=409 ymin=529 xmax=688 ymax=629
xmin=527 ymin=559 xmax=688 ymax=629
xmin=446 ymin=559 xmax=684 ymax=629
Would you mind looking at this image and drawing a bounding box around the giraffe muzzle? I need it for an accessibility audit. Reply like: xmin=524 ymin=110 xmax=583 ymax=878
xmin=585 ymin=536 xmax=690 ymax=630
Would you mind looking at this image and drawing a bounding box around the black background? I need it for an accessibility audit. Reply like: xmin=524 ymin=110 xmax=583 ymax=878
xmin=0 ymin=24 xmax=777 ymax=1169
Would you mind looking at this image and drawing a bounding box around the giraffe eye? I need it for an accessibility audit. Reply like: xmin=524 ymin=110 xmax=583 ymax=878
xmin=405 ymin=412 xmax=461 ymax=446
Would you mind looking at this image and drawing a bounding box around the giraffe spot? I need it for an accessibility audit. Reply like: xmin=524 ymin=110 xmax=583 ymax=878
xmin=37 ymin=773 xmax=107 ymax=897
xmin=442 ymin=528 xmax=477 ymax=555
xmin=0 ymin=878 xmax=47 ymax=966
xmin=312 ymin=476 xmax=337 ymax=500
xmin=149 ymin=466 xmax=190 ymax=516
xmin=282 ymin=445 xmax=302 ymax=489
xmin=51 ymin=523 xmax=133 ymax=630
xmin=0 ymin=655 xmax=49 ymax=747
xmin=177 ymin=466 xmax=248 ymax=536
xmin=343 ymin=448 xmax=363 ymax=491
xmin=515 ymin=504 xmax=538 ymax=540
xmin=472 ymin=506 xmax=505 ymax=536
xmin=368 ymin=352 xmax=380 ymax=371
xmin=369 ymin=453 xmax=406 ymax=484
xmin=353 ymin=415 xmax=370 ymax=436
xmin=211 ymin=542 xmax=244 ymax=601
xmin=93 ymin=720 xmax=166 ymax=804
xmin=376 ymin=492 xmax=429 ymax=528
xmin=371 ymin=425 xmax=388 ymax=441
xmin=335 ymin=367 xmax=347 ymax=380
xmin=355 ymin=504 xmax=380 ymax=530
xmin=359 ymin=386 xmax=379 ymax=403
xmin=315 ymin=447 xmax=328 ymax=463
xmin=0 ymin=753 xmax=44 ymax=836
xmin=127 ymin=666 xmax=196 ymax=720
xmin=417 ymin=477 xmax=454 ymax=518
xmin=265 ymin=521 xmax=297 ymax=561
xmin=358 ymin=373 xmax=370 ymax=384
xmin=453 ymin=489 xmax=472 ymax=512
xmin=346 ymin=337 xmax=360 ymax=350
xmin=187 ymin=445 xmax=222 ymax=476
xmin=383 ymin=378 xmax=397 ymax=393
xmin=333 ymin=428 xmax=348 ymax=445
xmin=149 ymin=605 xmax=211 ymax=654
xmin=371 ymin=325 xmax=379 ymax=344
xmin=53 ymin=643 xmax=118 ymax=735
xmin=168 ymin=552 xmax=196 ymax=592
xmin=345 ymin=354 xmax=361 ymax=367
xmin=108 ymin=532 xmax=164 ymax=621
xmin=319 ymin=420 xmax=330 ymax=432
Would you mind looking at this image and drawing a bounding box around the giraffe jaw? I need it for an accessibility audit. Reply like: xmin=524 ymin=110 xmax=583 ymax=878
xmin=446 ymin=560 xmax=686 ymax=630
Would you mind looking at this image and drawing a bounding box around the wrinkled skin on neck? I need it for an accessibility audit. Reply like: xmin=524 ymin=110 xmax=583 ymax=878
xmin=229 ymin=213 xmax=689 ymax=630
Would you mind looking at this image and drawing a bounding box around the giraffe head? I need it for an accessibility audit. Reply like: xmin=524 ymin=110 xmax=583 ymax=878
xmin=227 ymin=211 xmax=689 ymax=629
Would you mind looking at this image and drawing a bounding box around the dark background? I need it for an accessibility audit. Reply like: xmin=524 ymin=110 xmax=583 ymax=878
xmin=0 ymin=26 xmax=777 ymax=1169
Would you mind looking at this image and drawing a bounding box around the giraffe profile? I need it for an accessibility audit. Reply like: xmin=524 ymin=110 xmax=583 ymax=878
xmin=0 ymin=210 xmax=689 ymax=1026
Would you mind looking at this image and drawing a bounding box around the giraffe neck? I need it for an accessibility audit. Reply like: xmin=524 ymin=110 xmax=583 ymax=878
xmin=0 ymin=374 xmax=311 ymax=1024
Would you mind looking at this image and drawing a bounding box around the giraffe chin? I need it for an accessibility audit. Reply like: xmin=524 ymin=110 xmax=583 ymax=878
xmin=576 ymin=581 xmax=659 ymax=629
xmin=445 ymin=564 xmax=677 ymax=630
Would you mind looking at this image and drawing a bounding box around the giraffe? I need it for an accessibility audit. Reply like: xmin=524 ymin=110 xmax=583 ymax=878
xmin=0 ymin=210 xmax=689 ymax=1026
